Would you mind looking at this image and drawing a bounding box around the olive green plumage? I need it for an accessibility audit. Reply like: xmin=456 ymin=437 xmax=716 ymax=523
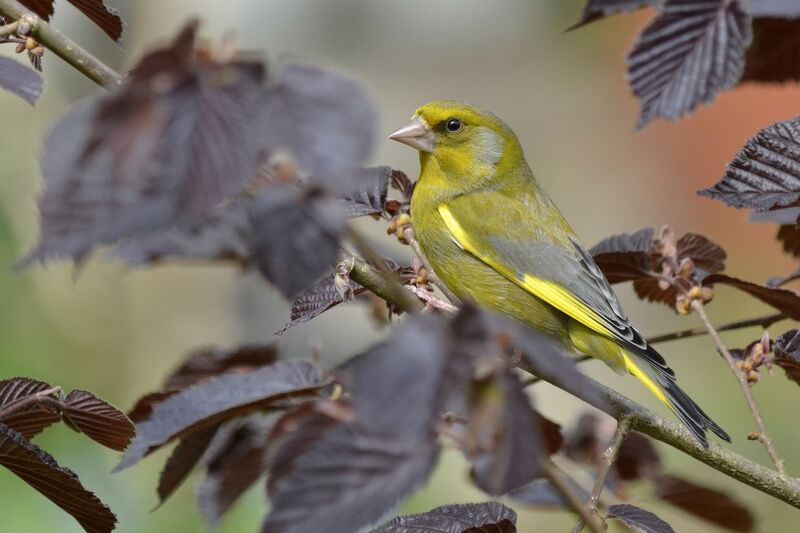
xmin=389 ymin=100 xmax=729 ymax=446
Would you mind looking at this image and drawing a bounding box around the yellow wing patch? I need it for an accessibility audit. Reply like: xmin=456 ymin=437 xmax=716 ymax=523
xmin=623 ymin=354 xmax=669 ymax=406
xmin=438 ymin=204 xmax=613 ymax=339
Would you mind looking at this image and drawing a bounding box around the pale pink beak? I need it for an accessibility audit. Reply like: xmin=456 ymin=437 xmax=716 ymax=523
xmin=388 ymin=116 xmax=436 ymax=153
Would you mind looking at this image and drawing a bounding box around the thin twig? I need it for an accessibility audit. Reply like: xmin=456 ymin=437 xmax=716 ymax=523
xmin=572 ymin=416 xmax=633 ymax=533
xmin=0 ymin=19 xmax=18 ymax=37
xmin=545 ymin=461 xmax=604 ymax=533
xmin=0 ymin=0 xmax=122 ymax=86
xmin=647 ymin=312 xmax=786 ymax=345
xmin=405 ymin=285 xmax=459 ymax=313
xmin=343 ymin=252 xmax=423 ymax=314
xmin=691 ymin=300 xmax=786 ymax=475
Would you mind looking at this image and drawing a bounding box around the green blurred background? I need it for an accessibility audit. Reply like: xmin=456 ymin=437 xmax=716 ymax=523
xmin=0 ymin=0 xmax=798 ymax=531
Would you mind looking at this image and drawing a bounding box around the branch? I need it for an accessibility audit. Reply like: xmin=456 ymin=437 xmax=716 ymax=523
xmin=344 ymin=252 xmax=423 ymax=314
xmin=647 ymin=312 xmax=786 ymax=345
xmin=545 ymin=462 xmax=604 ymax=533
xmin=691 ymin=300 xmax=786 ymax=475
xmin=572 ymin=416 xmax=633 ymax=533
xmin=347 ymin=262 xmax=800 ymax=508
xmin=0 ymin=0 xmax=122 ymax=86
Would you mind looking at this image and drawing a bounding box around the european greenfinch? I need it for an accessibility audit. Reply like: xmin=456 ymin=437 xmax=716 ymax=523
xmin=389 ymin=100 xmax=729 ymax=446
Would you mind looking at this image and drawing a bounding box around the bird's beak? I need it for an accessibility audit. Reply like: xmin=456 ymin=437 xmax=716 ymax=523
xmin=388 ymin=116 xmax=436 ymax=153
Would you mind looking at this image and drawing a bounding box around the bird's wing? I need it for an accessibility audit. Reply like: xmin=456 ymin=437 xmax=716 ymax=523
xmin=437 ymin=196 xmax=674 ymax=381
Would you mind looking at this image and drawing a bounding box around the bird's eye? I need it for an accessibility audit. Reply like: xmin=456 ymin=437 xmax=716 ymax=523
xmin=445 ymin=118 xmax=462 ymax=133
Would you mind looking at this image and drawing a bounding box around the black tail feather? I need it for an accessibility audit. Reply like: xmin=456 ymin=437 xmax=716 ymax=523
xmin=661 ymin=378 xmax=730 ymax=446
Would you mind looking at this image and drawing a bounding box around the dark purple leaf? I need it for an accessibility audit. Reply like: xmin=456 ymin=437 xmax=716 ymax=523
xmin=570 ymin=0 xmax=660 ymax=30
xmin=65 ymin=0 xmax=123 ymax=42
xmin=128 ymin=391 xmax=178 ymax=424
xmin=115 ymin=360 xmax=328 ymax=471
xmin=0 ymin=423 xmax=117 ymax=533
xmin=590 ymin=227 xmax=655 ymax=283
xmin=655 ymin=474 xmax=755 ymax=532
xmin=157 ymin=425 xmax=220 ymax=504
xmin=743 ymin=18 xmax=800 ymax=83
xmin=777 ymin=224 xmax=800 ymax=257
xmin=163 ymin=344 xmax=279 ymax=390
xmin=260 ymin=63 xmax=375 ymax=191
xmin=773 ymin=329 xmax=800 ymax=386
xmin=703 ymin=273 xmax=800 ymax=319
xmin=262 ymin=314 xmax=457 ymax=533
xmin=615 ymin=432 xmax=661 ymax=480
xmin=0 ymin=378 xmax=60 ymax=439
xmin=24 ymin=22 xmax=267 ymax=264
xmin=249 ymin=185 xmax=346 ymax=298
xmin=373 ymin=502 xmax=517 ymax=533
xmin=607 ymin=503 xmax=675 ymax=533
xmin=61 ymin=390 xmax=135 ymax=451
xmin=749 ymin=0 xmax=800 ymax=18
xmin=466 ymin=367 xmax=548 ymax=495
xmin=0 ymin=56 xmax=43 ymax=106
xmin=14 ymin=0 xmax=54 ymax=19
xmin=338 ymin=166 xmax=391 ymax=217
xmin=274 ymin=273 xmax=366 ymax=335
xmin=389 ymin=169 xmax=415 ymax=200
xmin=197 ymin=416 xmax=276 ymax=526
xmin=628 ymin=0 xmax=752 ymax=127
xmin=112 ymin=200 xmax=251 ymax=266
xmin=699 ymin=115 xmax=800 ymax=212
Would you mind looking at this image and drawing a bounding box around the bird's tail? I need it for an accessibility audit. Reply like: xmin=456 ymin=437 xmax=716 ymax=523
xmin=623 ymin=354 xmax=730 ymax=447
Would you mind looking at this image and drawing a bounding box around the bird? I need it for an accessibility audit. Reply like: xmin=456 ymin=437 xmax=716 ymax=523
xmin=388 ymin=100 xmax=729 ymax=447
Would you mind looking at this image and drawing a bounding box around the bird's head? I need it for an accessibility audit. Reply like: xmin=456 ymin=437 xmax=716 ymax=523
xmin=389 ymin=100 xmax=523 ymax=185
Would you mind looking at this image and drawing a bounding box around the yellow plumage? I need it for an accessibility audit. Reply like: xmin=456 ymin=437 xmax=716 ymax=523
xmin=389 ymin=100 xmax=728 ymax=446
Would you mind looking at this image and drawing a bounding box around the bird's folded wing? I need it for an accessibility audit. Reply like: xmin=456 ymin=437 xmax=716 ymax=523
xmin=437 ymin=198 xmax=674 ymax=380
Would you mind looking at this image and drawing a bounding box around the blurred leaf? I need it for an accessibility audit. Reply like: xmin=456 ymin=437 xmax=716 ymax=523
xmin=777 ymin=224 xmax=800 ymax=256
xmin=743 ymin=18 xmax=800 ymax=82
xmin=655 ymin=474 xmax=754 ymax=532
xmin=127 ymin=392 xmax=178 ymax=424
xmin=198 ymin=416 xmax=276 ymax=526
xmin=570 ymin=0 xmax=660 ymax=30
xmin=249 ymin=185 xmax=346 ymax=298
xmin=163 ymin=344 xmax=279 ymax=390
xmin=773 ymin=329 xmax=800 ymax=386
xmin=749 ymin=0 xmax=800 ymax=18
xmin=372 ymin=502 xmax=517 ymax=533
xmin=0 ymin=57 xmax=43 ymax=106
xmin=260 ymin=63 xmax=375 ymax=191
xmin=338 ymin=166 xmax=391 ymax=218
xmin=589 ymin=227 xmax=655 ymax=283
xmin=115 ymin=360 xmax=328 ymax=472
xmin=112 ymin=200 xmax=251 ymax=266
xmin=61 ymin=390 xmax=135 ymax=451
xmin=607 ymin=503 xmax=675 ymax=533
xmin=263 ymin=314 xmax=456 ymax=533
xmin=0 ymin=378 xmax=60 ymax=439
xmin=703 ymin=273 xmax=800 ymax=319
xmin=615 ymin=432 xmax=661 ymax=480
xmin=389 ymin=169 xmax=415 ymax=201
xmin=274 ymin=273 xmax=366 ymax=335
xmin=466 ymin=367 xmax=549 ymax=494
xmin=507 ymin=478 xmax=590 ymax=509
xmin=24 ymin=22 xmax=266 ymax=264
xmin=699 ymin=115 xmax=800 ymax=213
xmin=0 ymin=423 xmax=116 ymax=533
xmin=627 ymin=0 xmax=751 ymax=127
xmin=157 ymin=425 xmax=220 ymax=505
